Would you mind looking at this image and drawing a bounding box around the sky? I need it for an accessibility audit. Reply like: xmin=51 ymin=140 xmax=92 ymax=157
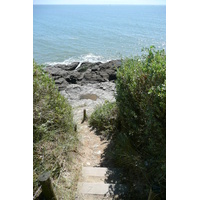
xmin=33 ymin=0 xmax=166 ymax=5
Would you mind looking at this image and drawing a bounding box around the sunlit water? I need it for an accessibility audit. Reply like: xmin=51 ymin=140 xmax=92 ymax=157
xmin=33 ymin=5 xmax=166 ymax=65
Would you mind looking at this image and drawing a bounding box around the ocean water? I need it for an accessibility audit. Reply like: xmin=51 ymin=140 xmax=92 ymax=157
xmin=33 ymin=5 xmax=166 ymax=65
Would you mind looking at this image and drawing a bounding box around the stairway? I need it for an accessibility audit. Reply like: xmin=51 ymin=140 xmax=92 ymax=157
xmin=77 ymin=167 xmax=127 ymax=200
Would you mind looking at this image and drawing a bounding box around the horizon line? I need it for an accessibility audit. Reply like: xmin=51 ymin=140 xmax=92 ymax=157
xmin=33 ymin=4 xmax=166 ymax=6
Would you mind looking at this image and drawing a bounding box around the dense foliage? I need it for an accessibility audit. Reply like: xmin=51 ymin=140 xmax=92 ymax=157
xmin=33 ymin=62 xmax=77 ymax=198
xmin=89 ymin=47 xmax=166 ymax=199
xmin=33 ymin=62 xmax=73 ymax=142
xmin=115 ymin=46 xmax=166 ymax=198
xmin=89 ymin=101 xmax=118 ymax=137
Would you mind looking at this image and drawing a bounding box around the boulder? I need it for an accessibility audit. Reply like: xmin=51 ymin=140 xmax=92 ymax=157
xmin=55 ymin=62 xmax=79 ymax=71
xmin=44 ymin=66 xmax=68 ymax=77
xmin=99 ymin=71 xmax=109 ymax=81
xmin=44 ymin=60 xmax=122 ymax=86
xmin=54 ymin=77 xmax=66 ymax=84
xmin=77 ymin=62 xmax=102 ymax=72
xmin=100 ymin=60 xmax=119 ymax=68
xmin=65 ymin=71 xmax=81 ymax=84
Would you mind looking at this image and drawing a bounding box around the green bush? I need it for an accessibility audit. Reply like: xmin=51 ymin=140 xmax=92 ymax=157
xmin=33 ymin=61 xmax=73 ymax=142
xmin=116 ymin=46 xmax=166 ymax=197
xmin=33 ymin=61 xmax=77 ymax=197
xmin=87 ymin=47 xmax=166 ymax=198
xmin=89 ymin=101 xmax=118 ymax=136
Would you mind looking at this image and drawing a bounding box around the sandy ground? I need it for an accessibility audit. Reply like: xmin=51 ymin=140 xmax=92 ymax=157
xmin=77 ymin=121 xmax=109 ymax=167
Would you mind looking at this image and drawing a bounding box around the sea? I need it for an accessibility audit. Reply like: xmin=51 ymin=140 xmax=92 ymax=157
xmin=33 ymin=5 xmax=166 ymax=65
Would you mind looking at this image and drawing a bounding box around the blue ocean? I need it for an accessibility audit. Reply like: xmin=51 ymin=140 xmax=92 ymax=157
xmin=33 ymin=5 xmax=166 ymax=65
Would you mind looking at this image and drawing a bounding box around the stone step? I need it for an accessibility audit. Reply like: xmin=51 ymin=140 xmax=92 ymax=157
xmin=81 ymin=167 xmax=124 ymax=184
xmin=76 ymin=194 xmax=113 ymax=200
xmin=82 ymin=167 xmax=109 ymax=177
xmin=77 ymin=167 xmax=128 ymax=199
xmin=80 ymin=175 xmax=105 ymax=183
xmin=78 ymin=182 xmax=127 ymax=196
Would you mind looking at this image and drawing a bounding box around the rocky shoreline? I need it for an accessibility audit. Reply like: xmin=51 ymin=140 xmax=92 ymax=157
xmin=45 ymin=60 xmax=121 ymax=90
xmin=44 ymin=60 xmax=122 ymax=121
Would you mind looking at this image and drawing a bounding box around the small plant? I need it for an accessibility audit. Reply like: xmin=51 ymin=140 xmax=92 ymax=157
xmin=89 ymin=101 xmax=118 ymax=136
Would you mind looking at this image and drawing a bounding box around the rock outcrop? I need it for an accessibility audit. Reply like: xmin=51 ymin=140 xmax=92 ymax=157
xmin=44 ymin=60 xmax=122 ymax=121
xmin=45 ymin=60 xmax=121 ymax=91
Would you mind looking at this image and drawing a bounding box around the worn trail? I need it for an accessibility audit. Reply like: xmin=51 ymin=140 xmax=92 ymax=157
xmin=74 ymin=108 xmax=127 ymax=200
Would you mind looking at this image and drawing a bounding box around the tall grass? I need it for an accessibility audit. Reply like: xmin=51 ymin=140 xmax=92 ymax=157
xmin=33 ymin=61 xmax=78 ymax=199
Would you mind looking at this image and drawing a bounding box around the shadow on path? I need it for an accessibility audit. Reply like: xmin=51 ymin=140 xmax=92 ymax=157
xmin=89 ymin=125 xmax=149 ymax=200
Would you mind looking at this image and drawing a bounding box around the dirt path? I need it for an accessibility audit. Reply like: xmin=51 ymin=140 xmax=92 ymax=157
xmin=70 ymin=98 xmax=116 ymax=199
xmin=74 ymin=106 xmax=109 ymax=167
xmin=74 ymin=109 xmax=114 ymax=200
xmin=78 ymin=121 xmax=109 ymax=167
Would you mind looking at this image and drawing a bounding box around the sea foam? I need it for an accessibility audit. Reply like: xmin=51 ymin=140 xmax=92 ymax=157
xmin=45 ymin=53 xmax=114 ymax=66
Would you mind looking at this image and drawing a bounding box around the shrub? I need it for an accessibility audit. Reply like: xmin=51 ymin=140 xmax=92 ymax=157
xmin=116 ymin=46 xmax=166 ymax=197
xmin=89 ymin=101 xmax=118 ymax=136
xmin=33 ymin=61 xmax=73 ymax=142
xmin=33 ymin=61 xmax=77 ymax=198
xmin=88 ymin=47 xmax=166 ymax=198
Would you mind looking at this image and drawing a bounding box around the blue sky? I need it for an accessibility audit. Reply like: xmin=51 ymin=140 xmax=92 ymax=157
xmin=33 ymin=0 xmax=166 ymax=5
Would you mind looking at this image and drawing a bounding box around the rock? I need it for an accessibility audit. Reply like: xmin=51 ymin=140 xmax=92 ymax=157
xmin=83 ymin=72 xmax=93 ymax=80
xmin=100 ymin=60 xmax=121 ymax=70
xmin=51 ymin=75 xmax=62 ymax=80
xmin=56 ymin=62 xmax=79 ymax=71
xmin=46 ymin=62 xmax=79 ymax=71
xmin=45 ymin=66 xmax=68 ymax=78
xmin=44 ymin=60 xmax=122 ymax=94
xmin=86 ymin=162 xmax=91 ymax=166
xmin=57 ymin=84 xmax=68 ymax=91
xmin=60 ymin=82 xmax=116 ymax=120
xmin=99 ymin=71 xmax=109 ymax=81
xmin=77 ymin=62 xmax=102 ymax=72
xmin=91 ymin=65 xmax=100 ymax=72
xmin=77 ymin=62 xmax=91 ymax=72
xmin=54 ymin=78 xmax=69 ymax=91
xmin=45 ymin=60 xmax=122 ymax=85
xmin=95 ymin=150 xmax=101 ymax=155
xmin=80 ymin=94 xmax=98 ymax=101
xmin=54 ymin=77 xmax=65 ymax=84
xmin=109 ymin=73 xmax=117 ymax=81
xmin=65 ymin=71 xmax=81 ymax=84
xmin=93 ymin=144 xmax=99 ymax=148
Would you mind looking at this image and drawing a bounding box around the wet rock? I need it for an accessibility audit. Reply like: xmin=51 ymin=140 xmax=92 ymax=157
xmin=80 ymin=94 xmax=98 ymax=101
xmin=44 ymin=60 xmax=122 ymax=86
xmin=65 ymin=71 xmax=81 ymax=84
xmin=77 ymin=62 xmax=102 ymax=72
xmin=56 ymin=62 xmax=79 ymax=71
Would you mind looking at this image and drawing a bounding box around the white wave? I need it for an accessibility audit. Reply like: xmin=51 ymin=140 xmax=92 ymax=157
xmin=45 ymin=53 xmax=115 ymax=66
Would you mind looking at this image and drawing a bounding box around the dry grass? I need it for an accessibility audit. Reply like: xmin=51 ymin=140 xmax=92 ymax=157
xmin=33 ymin=131 xmax=81 ymax=200
xmin=33 ymin=62 xmax=81 ymax=199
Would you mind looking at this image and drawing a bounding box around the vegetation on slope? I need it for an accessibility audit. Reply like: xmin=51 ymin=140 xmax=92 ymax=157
xmin=33 ymin=62 xmax=78 ymax=199
xmin=89 ymin=46 xmax=166 ymax=199
xmin=89 ymin=101 xmax=118 ymax=137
